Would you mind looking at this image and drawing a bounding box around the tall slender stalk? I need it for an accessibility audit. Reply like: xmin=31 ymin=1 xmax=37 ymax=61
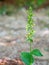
xmin=26 ymin=7 xmax=35 ymax=65
xmin=26 ymin=6 xmax=35 ymax=53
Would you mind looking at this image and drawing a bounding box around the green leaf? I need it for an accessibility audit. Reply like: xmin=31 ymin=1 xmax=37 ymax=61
xmin=31 ymin=49 xmax=43 ymax=56
xmin=20 ymin=52 xmax=34 ymax=65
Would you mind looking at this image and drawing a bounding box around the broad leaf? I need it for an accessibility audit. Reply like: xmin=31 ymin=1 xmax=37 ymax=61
xmin=31 ymin=49 xmax=43 ymax=56
xmin=20 ymin=52 xmax=34 ymax=65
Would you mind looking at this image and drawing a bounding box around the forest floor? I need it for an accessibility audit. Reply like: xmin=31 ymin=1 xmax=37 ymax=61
xmin=0 ymin=7 xmax=49 ymax=65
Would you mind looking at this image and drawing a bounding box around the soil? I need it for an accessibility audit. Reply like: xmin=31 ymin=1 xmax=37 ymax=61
xmin=0 ymin=58 xmax=24 ymax=65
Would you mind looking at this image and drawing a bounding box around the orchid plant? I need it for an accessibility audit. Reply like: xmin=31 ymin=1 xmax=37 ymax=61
xmin=20 ymin=6 xmax=43 ymax=65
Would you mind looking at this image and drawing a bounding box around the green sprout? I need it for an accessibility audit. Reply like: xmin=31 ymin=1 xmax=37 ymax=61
xmin=20 ymin=7 xmax=43 ymax=65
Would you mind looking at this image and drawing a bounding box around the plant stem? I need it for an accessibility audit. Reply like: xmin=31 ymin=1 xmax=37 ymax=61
xmin=30 ymin=43 xmax=32 ymax=65
xmin=30 ymin=43 xmax=32 ymax=52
